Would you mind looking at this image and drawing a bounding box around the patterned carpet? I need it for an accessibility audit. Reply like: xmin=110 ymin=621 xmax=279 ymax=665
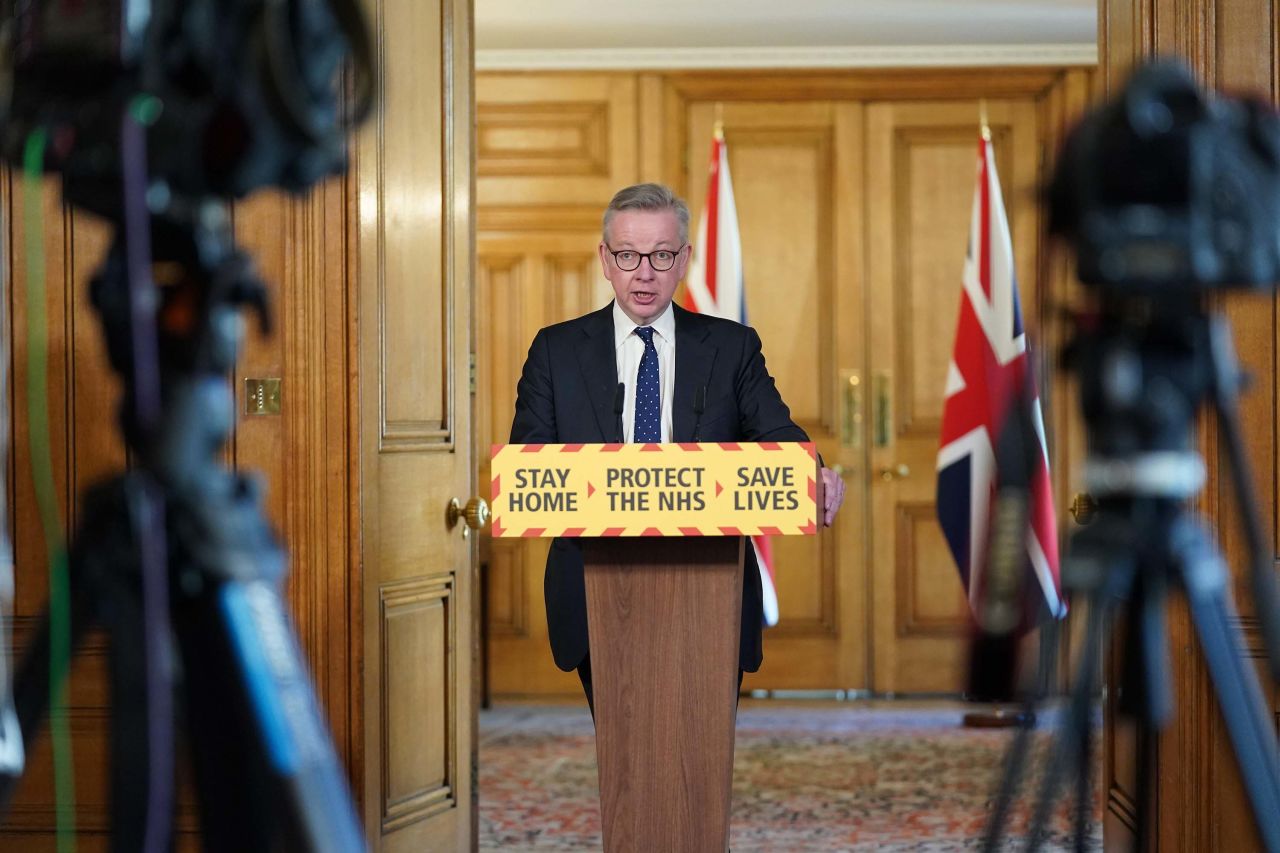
xmin=479 ymin=701 xmax=1102 ymax=851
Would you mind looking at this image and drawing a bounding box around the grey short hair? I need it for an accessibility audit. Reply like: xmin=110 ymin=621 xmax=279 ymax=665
xmin=602 ymin=183 xmax=690 ymax=245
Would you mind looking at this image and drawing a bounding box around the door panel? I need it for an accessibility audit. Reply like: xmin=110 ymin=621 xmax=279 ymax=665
xmin=866 ymin=99 xmax=1040 ymax=693
xmin=356 ymin=0 xmax=475 ymax=847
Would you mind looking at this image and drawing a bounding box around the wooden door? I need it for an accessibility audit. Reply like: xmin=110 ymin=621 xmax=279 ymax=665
xmin=865 ymin=99 xmax=1040 ymax=693
xmin=683 ymin=101 xmax=869 ymax=691
xmin=355 ymin=0 xmax=476 ymax=847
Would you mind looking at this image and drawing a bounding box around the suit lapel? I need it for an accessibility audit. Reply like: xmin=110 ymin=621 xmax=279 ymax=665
xmin=673 ymin=304 xmax=718 ymax=443
xmin=577 ymin=304 xmax=620 ymax=441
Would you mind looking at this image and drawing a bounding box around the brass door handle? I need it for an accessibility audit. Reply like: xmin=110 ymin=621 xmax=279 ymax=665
xmin=840 ymin=370 xmax=863 ymax=450
xmin=874 ymin=372 xmax=891 ymax=447
xmin=448 ymin=496 xmax=490 ymax=538
xmin=878 ymin=464 xmax=910 ymax=481
xmin=1070 ymin=492 xmax=1097 ymax=525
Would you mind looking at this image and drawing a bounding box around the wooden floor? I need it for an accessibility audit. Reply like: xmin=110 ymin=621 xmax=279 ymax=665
xmin=478 ymin=699 xmax=1103 ymax=851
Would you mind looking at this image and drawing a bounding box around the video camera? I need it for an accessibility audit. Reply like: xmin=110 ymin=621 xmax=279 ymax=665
xmin=0 ymin=0 xmax=373 ymax=216
xmin=1049 ymin=58 xmax=1280 ymax=291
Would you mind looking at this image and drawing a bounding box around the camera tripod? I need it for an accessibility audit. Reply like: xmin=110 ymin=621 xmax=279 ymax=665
xmin=0 ymin=208 xmax=366 ymax=851
xmin=982 ymin=300 xmax=1280 ymax=852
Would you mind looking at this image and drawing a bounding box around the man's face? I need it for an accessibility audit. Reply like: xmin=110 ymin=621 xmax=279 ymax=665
xmin=600 ymin=209 xmax=689 ymax=326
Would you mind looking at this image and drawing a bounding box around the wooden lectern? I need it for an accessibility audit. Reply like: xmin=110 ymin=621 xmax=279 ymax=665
xmin=582 ymin=536 xmax=744 ymax=853
xmin=488 ymin=441 xmax=822 ymax=852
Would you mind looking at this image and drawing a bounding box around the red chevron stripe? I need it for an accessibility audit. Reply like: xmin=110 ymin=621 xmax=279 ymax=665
xmin=601 ymin=527 xmax=625 ymax=536
xmin=678 ymin=443 xmax=703 ymax=451
xmin=601 ymin=444 xmax=624 ymax=452
xmin=640 ymin=443 xmax=663 ymax=452
xmin=491 ymin=518 xmax=504 ymax=537
xmin=641 ymin=527 xmax=664 ymax=536
xmin=521 ymin=444 xmax=545 ymax=452
xmin=561 ymin=527 xmax=585 ymax=537
xmin=561 ymin=444 xmax=584 ymax=452
xmin=719 ymin=526 xmax=743 ymax=536
xmin=719 ymin=442 xmax=742 ymax=451
xmin=759 ymin=526 xmax=783 ymax=536
xmin=522 ymin=528 xmax=545 ymax=538
xmin=491 ymin=474 xmax=501 ymax=500
xmin=679 ymin=527 xmax=703 ymax=536
xmin=759 ymin=442 xmax=781 ymax=450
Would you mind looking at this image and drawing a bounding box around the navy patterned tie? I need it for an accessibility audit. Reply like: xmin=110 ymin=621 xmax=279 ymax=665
xmin=633 ymin=326 xmax=661 ymax=443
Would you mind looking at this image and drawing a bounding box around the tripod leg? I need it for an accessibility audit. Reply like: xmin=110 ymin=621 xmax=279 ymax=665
xmin=980 ymin=697 xmax=1039 ymax=853
xmin=172 ymin=476 xmax=364 ymax=853
xmin=177 ymin=575 xmax=365 ymax=853
xmin=982 ymin=615 xmax=1063 ymax=853
xmin=1073 ymin=711 xmax=1093 ymax=853
xmin=1176 ymin=521 xmax=1280 ymax=853
xmin=1022 ymin=583 xmax=1112 ymax=853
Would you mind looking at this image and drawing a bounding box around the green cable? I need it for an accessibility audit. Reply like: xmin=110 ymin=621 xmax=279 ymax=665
xmin=23 ymin=129 xmax=77 ymax=853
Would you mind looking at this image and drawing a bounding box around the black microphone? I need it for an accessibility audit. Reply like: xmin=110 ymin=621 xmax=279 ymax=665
xmin=613 ymin=383 xmax=625 ymax=443
xmin=691 ymin=386 xmax=707 ymax=442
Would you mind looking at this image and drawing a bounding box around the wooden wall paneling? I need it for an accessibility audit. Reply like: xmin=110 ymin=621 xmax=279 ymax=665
xmin=476 ymin=73 xmax=639 ymax=209
xmin=637 ymin=74 xmax=676 ymax=186
xmin=356 ymin=0 xmax=475 ymax=844
xmin=1036 ymin=66 xmax=1098 ymax=692
xmin=1201 ymin=5 xmax=1277 ymax=852
xmin=230 ymin=182 xmax=355 ymax=768
xmin=232 ymin=195 xmax=289 ymax=547
xmin=1098 ymin=0 xmax=1149 ymax=94
xmin=2 ymin=183 xmax=354 ymax=847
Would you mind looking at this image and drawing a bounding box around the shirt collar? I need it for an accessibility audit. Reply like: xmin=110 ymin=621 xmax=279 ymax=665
xmin=613 ymin=300 xmax=675 ymax=350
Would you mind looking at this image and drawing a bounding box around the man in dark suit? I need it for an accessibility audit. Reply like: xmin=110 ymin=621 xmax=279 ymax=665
xmin=510 ymin=183 xmax=845 ymax=710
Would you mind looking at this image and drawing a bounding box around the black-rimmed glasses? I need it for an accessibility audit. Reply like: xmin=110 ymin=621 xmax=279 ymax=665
xmin=605 ymin=244 xmax=686 ymax=272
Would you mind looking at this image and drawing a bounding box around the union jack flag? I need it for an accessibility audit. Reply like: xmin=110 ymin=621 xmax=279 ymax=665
xmin=682 ymin=128 xmax=781 ymax=627
xmin=936 ymin=135 xmax=1065 ymax=621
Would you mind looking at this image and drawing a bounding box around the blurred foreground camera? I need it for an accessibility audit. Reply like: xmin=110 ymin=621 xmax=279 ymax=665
xmin=982 ymin=58 xmax=1280 ymax=853
xmin=1049 ymin=58 xmax=1280 ymax=290
xmin=1 ymin=0 xmax=373 ymax=216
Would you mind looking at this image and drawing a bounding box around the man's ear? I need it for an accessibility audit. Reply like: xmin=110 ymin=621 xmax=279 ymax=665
xmin=675 ymin=243 xmax=693 ymax=279
xmin=598 ymin=242 xmax=611 ymax=276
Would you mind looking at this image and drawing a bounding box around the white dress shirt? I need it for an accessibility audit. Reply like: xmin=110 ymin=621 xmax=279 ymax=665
xmin=613 ymin=301 xmax=675 ymax=443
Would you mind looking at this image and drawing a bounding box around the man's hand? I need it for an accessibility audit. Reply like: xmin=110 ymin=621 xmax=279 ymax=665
xmin=821 ymin=467 xmax=845 ymax=526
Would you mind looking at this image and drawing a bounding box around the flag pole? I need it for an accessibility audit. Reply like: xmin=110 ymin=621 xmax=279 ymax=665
xmin=714 ymin=101 xmax=725 ymax=140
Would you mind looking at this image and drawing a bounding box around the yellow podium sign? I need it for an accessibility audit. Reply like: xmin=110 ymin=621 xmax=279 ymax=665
xmin=489 ymin=442 xmax=820 ymax=537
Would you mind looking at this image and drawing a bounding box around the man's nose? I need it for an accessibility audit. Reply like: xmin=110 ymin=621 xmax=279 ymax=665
xmin=634 ymin=256 xmax=657 ymax=278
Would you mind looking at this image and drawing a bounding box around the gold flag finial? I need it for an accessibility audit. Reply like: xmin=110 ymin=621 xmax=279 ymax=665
xmin=979 ymin=99 xmax=991 ymax=141
xmin=714 ymin=102 xmax=725 ymax=140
